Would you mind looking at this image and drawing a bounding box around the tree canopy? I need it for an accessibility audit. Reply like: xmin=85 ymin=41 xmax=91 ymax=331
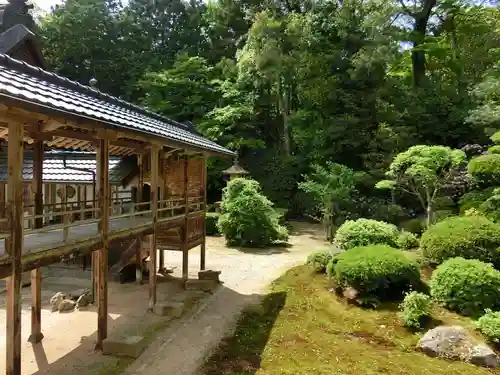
xmin=36 ymin=0 xmax=500 ymax=221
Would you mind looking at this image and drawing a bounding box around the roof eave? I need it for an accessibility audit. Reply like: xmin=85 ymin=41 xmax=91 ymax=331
xmin=0 ymin=92 xmax=236 ymax=157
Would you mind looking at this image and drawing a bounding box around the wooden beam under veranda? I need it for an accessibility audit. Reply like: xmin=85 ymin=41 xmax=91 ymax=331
xmin=6 ymin=120 xmax=24 ymax=375
xmin=95 ymin=138 xmax=110 ymax=350
xmin=148 ymin=144 xmax=160 ymax=311
xmin=28 ymin=138 xmax=44 ymax=344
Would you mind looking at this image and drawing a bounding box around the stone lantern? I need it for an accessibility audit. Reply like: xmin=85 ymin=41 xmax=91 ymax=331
xmin=215 ymin=158 xmax=249 ymax=213
xmin=222 ymin=158 xmax=249 ymax=184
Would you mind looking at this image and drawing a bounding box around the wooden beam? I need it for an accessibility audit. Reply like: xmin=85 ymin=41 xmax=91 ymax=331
xmin=148 ymin=145 xmax=160 ymax=311
xmin=0 ymin=182 xmax=5 ymax=219
xmin=62 ymin=186 xmax=69 ymax=242
xmin=28 ymin=140 xmax=44 ymax=344
xmin=200 ymin=157 xmax=207 ymax=271
xmin=96 ymin=139 xmax=109 ymax=350
xmin=46 ymin=129 xmax=147 ymax=151
xmin=0 ymin=224 xmax=154 ymax=280
xmin=40 ymin=120 xmax=63 ymax=133
xmin=182 ymin=156 xmax=189 ymax=281
xmin=158 ymin=152 xmax=165 ymax=272
xmin=135 ymin=154 xmax=144 ymax=285
xmin=6 ymin=120 xmax=24 ymax=375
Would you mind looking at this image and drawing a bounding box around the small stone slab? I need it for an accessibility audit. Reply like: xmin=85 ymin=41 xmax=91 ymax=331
xmin=153 ymin=302 xmax=184 ymax=318
xmin=198 ymin=270 xmax=221 ymax=282
xmin=102 ymin=336 xmax=146 ymax=358
xmin=185 ymin=279 xmax=218 ymax=292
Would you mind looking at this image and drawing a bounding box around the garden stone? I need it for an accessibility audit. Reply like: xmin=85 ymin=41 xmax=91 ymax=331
xmin=470 ymin=344 xmax=500 ymax=368
xmin=418 ymin=325 xmax=500 ymax=367
xmin=76 ymin=294 xmax=91 ymax=309
xmin=58 ymin=299 xmax=76 ymax=312
xmin=418 ymin=326 xmax=473 ymax=361
xmin=198 ymin=269 xmax=221 ymax=282
xmin=69 ymin=288 xmax=90 ymax=301
xmin=343 ymin=287 xmax=358 ymax=303
xmin=50 ymin=292 xmax=66 ymax=312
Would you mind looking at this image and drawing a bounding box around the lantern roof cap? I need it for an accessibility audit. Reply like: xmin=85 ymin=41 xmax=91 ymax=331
xmin=222 ymin=161 xmax=248 ymax=176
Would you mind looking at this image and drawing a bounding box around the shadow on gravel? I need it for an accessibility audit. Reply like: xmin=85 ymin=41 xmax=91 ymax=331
xmin=201 ymin=291 xmax=287 ymax=375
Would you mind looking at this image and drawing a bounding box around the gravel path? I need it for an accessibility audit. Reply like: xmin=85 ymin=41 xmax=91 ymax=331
xmin=124 ymin=222 xmax=326 ymax=375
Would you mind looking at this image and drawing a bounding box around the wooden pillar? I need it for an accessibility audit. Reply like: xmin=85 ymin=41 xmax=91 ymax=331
xmin=182 ymin=156 xmax=189 ymax=281
xmin=158 ymin=154 xmax=164 ymax=273
xmin=79 ymin=185 xmax=85 ymax=221
xmin=0 ymin=182 xmax=5 ymax=219
xmin=62 ymin=186 xmax=69 ymax=242
xmin=43 ymin=184 xmax=49 ymax=225
xmin=95 ymin=139 xmax=109 ymax=350
xmin=135 ymin=154 xmax=143 ymax=284
xmin=6 ymin=120 xmax=24 ymax=375
xmin=148 ymin=145 xmax=159 ymax=311
xmin=200 ymin=156 xmax=207 ymax=271
xmin=137 ymin=154 xmax=144 ymax=208
xmin=28 ymin=139 xmax=44 ymax=344
xmin=49 ymin=183 xmax=56 ymax=223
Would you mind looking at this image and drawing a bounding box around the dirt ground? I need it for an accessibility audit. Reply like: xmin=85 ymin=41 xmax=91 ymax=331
xmin=0 ymin=222 xmax=326 ymax=375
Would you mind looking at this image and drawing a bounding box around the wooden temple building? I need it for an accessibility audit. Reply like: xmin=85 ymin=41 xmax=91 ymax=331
xmin=0 ymin=3 xmax=235 ymax=375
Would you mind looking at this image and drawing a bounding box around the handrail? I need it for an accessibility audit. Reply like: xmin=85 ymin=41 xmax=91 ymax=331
xmin=24 ymin=218 xmax=101 ymax=235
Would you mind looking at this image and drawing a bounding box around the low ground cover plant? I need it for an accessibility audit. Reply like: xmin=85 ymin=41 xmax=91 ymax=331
xmin=398 ymin=291 xmax=433 ymax=329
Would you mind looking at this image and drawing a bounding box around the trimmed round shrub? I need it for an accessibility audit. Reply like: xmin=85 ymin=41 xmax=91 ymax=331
xmin=397 ymin=231 xmax=419 ymax=250
xmin=476 ymin=310 xmax=500 ymax=343
xmin=307 ymin=250 xmax=334 ymax=273
xmin=488 ymin=145 xmax=500 ymax=155
xmin=420 ymin=215 xmax=500 ymax=266
xmin=459 ymin=190 xmax=492 ymax=215
xmin=217 ymin=178 xmax=288 ymax=247
xmin=400 ymin=218 xmax=425 ymax=235
xmin=430 ymin=257 xmax=500 ymax=316
xmin=468 ymin=154 xmax=500 ymax=186
xmin=333 ymin=219 xmax=399 ymax=250
xmin=398 ymin=291 xmax=433 ymax=329
xmin=333 ymin=245 xmax=420 ymax=300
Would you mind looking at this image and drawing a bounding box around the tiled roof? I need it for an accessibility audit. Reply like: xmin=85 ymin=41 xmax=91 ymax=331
xmin=0 ymin=150 xmax=136 ymax=184
xmin=0 ymin=53 xmax=235 ymax=156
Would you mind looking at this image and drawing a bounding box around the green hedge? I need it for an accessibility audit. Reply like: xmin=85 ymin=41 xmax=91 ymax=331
xmin=430 ymin=257 xmax=500 ymax=316
xmin=334 ymin=218 xmax=400 ymax=250
xmin=206 ymin=212 xmax=221 ymax=236
xmin=420 ymin=215 xmax=500 ymax=266
xmin=331 ymin=245 xmax=420 ymax=301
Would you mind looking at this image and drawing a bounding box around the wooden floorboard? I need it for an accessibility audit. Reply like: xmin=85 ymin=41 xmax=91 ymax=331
xmin=0 ymin=217 xmax=153 ymax=257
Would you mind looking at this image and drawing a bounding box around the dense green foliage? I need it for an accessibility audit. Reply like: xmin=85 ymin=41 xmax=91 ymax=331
xmin=476 ymin=310 xmax=500 ymax=343
xmin=398 ymin=292 xmax=433 ymax=329
xmin=332 ymin=245 xmax=420 ymax=300
xmin=217 ymin=178 xmax=288 ymax=247
xmin=396 ymin=231 xmax=420 ymax=250
xmin=36 ymin=0 xmax=500 ymax=222
xmin=334 ymin=219 xmax=400 ymax=250
xmin=205 ymin=212 xmax=221 ymax=236
xmin=306 ymin=250 xmax=335 ymax=274
xmin=420 ymin=216 xmax=500 ymax=266
xmin=430 ymin=258 xmax=500 ymax=316
xmin=377 ymin=145 xmax=465 ymax=226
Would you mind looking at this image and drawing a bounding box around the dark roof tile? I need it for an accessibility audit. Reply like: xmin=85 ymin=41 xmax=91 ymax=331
xmin=0 ymin=150 xmax=135 ymax=184
xmin=0 ymin=53 xmax=234 ymax=156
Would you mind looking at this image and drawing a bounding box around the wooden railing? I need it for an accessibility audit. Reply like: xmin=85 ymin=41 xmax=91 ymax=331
xmin=0 ymin=194 xmax=206 ymax=256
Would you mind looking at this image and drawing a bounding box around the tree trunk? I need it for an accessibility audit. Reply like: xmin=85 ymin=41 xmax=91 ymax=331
xmin=278 ymin=80 xmax=291 ymax=157
xmin=409 ymin=0 xmax=437 ymax=87
xmin=425 ymin=188 xmax=433 ymax=227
